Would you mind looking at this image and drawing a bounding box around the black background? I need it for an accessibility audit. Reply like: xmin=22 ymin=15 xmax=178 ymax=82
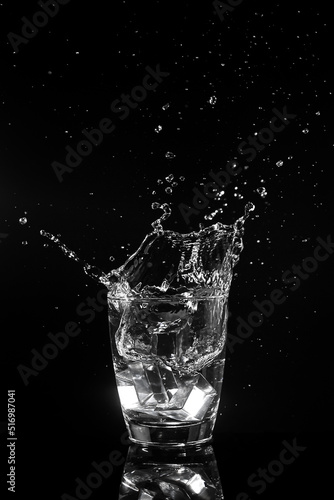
xmin=1 ymin=0 xmax=333 ymax=498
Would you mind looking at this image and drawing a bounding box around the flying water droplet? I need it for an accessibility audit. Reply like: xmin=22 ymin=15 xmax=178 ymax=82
xmin=302 ymin=128 xmax=309 ymax=134
xmin=256 ymin=187 xmax=267 ymax=198
xmin=154 ymin=125 xmax=162 ymax=133
xmin=19 ymin=217 xmax=27 ymax=225
xmin=165 ymin=152 xmax=176 ymax=159
xmin=276 ymin=160 xmax=283 ymax=167
xmin=162 ymin=103 xmax=170 ymax=110
xmin=165 ymin=174 xmax=174 ymax=183
xmin=208 ymin=95 xmax=217 ymax=106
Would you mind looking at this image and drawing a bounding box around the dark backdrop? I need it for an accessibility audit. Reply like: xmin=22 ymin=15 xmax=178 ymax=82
xmin=1 ymin=1 xmax=333 ymax=498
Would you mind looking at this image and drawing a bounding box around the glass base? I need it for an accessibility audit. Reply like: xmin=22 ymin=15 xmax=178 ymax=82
xmin=126 ymin=418 xmax=215 ymax=447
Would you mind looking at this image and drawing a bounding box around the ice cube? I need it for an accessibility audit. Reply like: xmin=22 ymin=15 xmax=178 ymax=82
xmin=182 ymin=374 xmax=217 ymax=420
xmin=144 ymin=364 xmax=169 ymax=405
xmin=129 ymin=362 xmax=154 ymax=405
xmin=159 ymin=364 xmax=178 ymax=398
xmin=158 ymin=374 xmax=217 ymax=421
xmin=158 ymin=374 xmax=198 ymax=410
xmin=117 ymin=384 xmax=139 ymax=410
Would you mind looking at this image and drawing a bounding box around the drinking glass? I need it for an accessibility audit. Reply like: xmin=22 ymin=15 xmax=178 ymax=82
xmin=108 ymin=293 xmax=227 ymax=447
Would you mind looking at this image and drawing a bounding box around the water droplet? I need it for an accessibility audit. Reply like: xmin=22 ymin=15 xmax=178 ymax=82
xmin=165 ymin=152 xmax=176 ymax=159
xmin=165 ymin=187 xmax=173 ymax=194
xmin=154 ymin=125 xmax=162 ymax=133
xmin=165 ymin=174 xmax=174 ymax=183
xmin=302 ymin=128 xmax=309 ymax=134
xmin=208 ymin=95 xmax=217 ymax=106
xmin=256 ymin=187 xmax=267 ymax=198
xmin=276 ymin=160 xmax=283 ymax=167
xmin=162 ymin=103 xmax=170 ymax=110
xmin=19 ymin=217 xmax=27 ymax=225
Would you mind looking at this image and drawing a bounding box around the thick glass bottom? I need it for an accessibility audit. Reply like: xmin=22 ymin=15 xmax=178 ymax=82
xmin=125 ymin=418 xmax=215 ymax=447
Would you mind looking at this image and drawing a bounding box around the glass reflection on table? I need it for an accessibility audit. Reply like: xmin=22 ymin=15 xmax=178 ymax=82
xmin=118 ymin=442 xmax=223 ymax=499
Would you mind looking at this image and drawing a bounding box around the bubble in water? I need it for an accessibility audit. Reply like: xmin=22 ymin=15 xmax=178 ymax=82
xmin=162 ymin=103 xmax=170 ymax=110
xmin=157 ymin=179 xmax=163 ymax=185
xmin=109 ymin=256 xmax=115 ymax=262
xmin=256 ymin=187 xmax=267 ymax=198
xmin=165 ymin=174 xmax=174 ymax=183
xmin=165 ymin=152 xmax=176 ymax=159
xmin=172 ymin=181 xmax=178 ymax=187
xmin=276 ymin=160 xmax=284 ymax=167
xmin=154 ymin=125 xmax=162 ymax=133
xmin=19 ymin=217 xmax=27 ymax=225
xmin=302 ymin=128 xmax=309 ymax=134
xmin=208 ymin=96 xmax=217 ymax=106
xmin=179 ymin=176 xmax=185 ymax=181
xmin=165 ymin=187 xmax=173 ymax=194
xmin=151 ymin=202 xmax=160 ymax=209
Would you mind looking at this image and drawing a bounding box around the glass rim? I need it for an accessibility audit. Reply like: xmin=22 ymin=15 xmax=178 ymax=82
xmin=107 ymin=294 xmax=228 ymax=301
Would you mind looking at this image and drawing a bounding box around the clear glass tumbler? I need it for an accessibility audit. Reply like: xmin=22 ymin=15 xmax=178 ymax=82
xmin=108 ymin=293 xmax=228 ymax=447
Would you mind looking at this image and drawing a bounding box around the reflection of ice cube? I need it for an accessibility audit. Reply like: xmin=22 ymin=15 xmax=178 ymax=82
xmin=157 ymin=480 xmax=190 ymax=499
xmin=162 ymin=467 xmax=216 ymax=499
xmin=138 ymin=488 xmax=161 ymax=500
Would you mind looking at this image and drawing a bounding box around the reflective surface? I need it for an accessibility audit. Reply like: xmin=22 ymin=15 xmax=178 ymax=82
xmin=119 ymin=443 xmax=224 ymax=499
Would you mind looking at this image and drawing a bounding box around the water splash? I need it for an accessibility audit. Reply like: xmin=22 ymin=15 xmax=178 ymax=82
xmin=40 ymin=202 xmax=255 ymax=299
xmin=39 ymin=229 xmax=110 ymax=286
xmin=151 ymin=203 xmax=172 ymax=234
